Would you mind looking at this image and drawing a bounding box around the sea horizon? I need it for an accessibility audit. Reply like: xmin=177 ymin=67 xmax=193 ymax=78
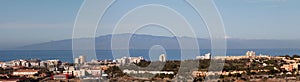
xmin=1 ymin=48 xmax=300 ymax=63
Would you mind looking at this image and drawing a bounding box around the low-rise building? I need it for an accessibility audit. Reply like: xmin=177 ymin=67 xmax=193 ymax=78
xmin=52 ymin=74 xmax=69 ymax=80
xmin=196 ymin=53 xmax=211 ymax=59
xmin=0 ymin=62 xmax=4 ymax=67
xmin=123 ymin=69 xmax=174 ymax=75
xmin=86 ymin=70 xmax=102 ymax=76
xmin=73 ymin=69 xmax=86 ymax=77
xmin=281 ymin=64 xmax=293 ymax=71
xmin=116 ymin=56 xmax=144 ymax=65
xmin=47 ymin=59 xmax=61 ymax=66
xmin=13 ymin=69 xmax=39 ymax=77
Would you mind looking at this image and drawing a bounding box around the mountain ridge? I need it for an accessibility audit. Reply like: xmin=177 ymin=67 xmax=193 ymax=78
xmin=12 ymin=34 xmax=300 ymax=50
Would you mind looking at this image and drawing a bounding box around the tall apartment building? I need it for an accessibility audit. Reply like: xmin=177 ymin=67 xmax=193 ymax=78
xmin=159 ymin=54 xmax=166 ymax=62
xmin=74 ymin=55 xmax=86 ymax=64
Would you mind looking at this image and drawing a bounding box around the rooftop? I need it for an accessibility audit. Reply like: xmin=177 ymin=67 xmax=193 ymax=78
xmin=14 ymin=69 xmax=39 ymax=72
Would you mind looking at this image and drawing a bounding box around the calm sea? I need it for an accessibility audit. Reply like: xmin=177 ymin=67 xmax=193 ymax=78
xmin=0 ymin=49 xmax=300 ymax=63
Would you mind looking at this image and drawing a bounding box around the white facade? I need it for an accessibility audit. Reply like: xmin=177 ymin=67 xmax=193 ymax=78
xmin=116 ymin=57 xmax=129 ymax=65
xmin=79 ymin=56 xmax=86 ymax=64
xmin=3 ymin=62 xmax=15 ymax=67
xmin=74 ymin=58 xmax=80 ymax=64
xmin=204 ymin=53 xmax=211 ymax=59
xmin=116 ymin=56 xmax=144 ymax=65
xmin=13 ymin=69 xmax=39 ymax=76
xmin=196 ymin=53 xmax=211 ymax=59
xmin=30 ymin=62 xmax=40 ymax=67
xmin=63 ymin=71 xmax=73 ymax=75
xmin=73 ymin=69 xmax=86 ymax=77
xmin=86 ymin=70 xmax=102 ymax=76
xmin=74 ymin=55 xmax=86 ymax=64
xmin=39 ymin=61 xmax=47 ymax=67
xmin=53 ymin=74 xmax=68 ymax=80
xmin=246 ymin=51 xmax=256 ymax=57
xmin=123 ymin=69 xmax=174 ymax=74
xmin=159 ymin=54 xmax=166 ymax=62
xmin=47 ymin=59 xmax=60 ymax=66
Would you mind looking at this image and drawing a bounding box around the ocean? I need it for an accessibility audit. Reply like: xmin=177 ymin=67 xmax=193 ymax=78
xmin=0 ymin=49 xmax=300 ymax=63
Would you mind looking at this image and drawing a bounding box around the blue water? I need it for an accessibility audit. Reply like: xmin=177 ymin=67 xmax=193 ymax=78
xmin=0 ymin=49 xmax=300 ymax=63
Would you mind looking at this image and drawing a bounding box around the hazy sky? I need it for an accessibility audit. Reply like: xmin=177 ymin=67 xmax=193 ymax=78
xmin=0 ymin=0 xmax=300 ymax=49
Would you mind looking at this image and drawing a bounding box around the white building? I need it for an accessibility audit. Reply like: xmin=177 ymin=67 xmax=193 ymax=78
xmin=30 ymin=62 xmax=40 ymax=67
xmin=24 ymin=62 xmax=31 ymax=67
xmin=3 ymin=62 xmax=15 ymax=67
xmin=74 ymin=58 xmax=80 ymax=64
xmin=0 ymin=62 xmax=3 ymax=67
xmin=86 ymin=70 xmax=102 ymax=76
xmin=79 ymin=56 xmax=86 ymax=64
xmin=13 ymin=69 xmax=39 ymax=76
xmin=74 ymin=55 xmax=86 ymax=64
xmin=204 ymin=53 xmax=211 ymax=59
xmin=159 ymin=54 xmax=166 ymax=62
xmin=116 ymin=56 xmax=144 ymax=65
xmin=53 ymin=74 xmax=68 ymax=80
xmin=123 ymin=69 xmax=174 ymax=75
xmin=73 ymin=69 xmax=86 ymax=77
xmin=116 ymin=57 xmax=129 ymax=65
xmin=39 ymin=61 xmax=47 ymax=67
xmin=246 ymin=51 xmax=256 ymax=57
xmin=47 ymin=59 xmax=60 ymax=66
xmin=196 ymin=53 xmax=211 ymax=59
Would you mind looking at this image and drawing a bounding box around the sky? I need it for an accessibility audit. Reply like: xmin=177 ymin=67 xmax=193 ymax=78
xmin=0 ymin=0 xmax=300 ymax=49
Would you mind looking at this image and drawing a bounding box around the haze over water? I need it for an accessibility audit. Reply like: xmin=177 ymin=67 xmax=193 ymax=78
xmin=0 ymin=49 xmax=299 ymax=62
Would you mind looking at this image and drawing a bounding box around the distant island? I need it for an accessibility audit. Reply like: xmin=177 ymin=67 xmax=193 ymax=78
xmin=11 ymin=33 xmax=300 ymax=50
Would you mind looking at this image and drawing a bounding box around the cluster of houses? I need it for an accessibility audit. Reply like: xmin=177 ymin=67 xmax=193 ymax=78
xmin=0 ymin=54 xmax=163 ymax=81
xmin=3 ymin=51 xmax=300 ymax=81
xmin=0 ymin=59 xmax=60 ymax=69
xmin=0 ymin=57 xmax=113 ymax=81
xmin=123 ymin=69 xmax=174 ymax=75
xmin=115 ymin=54 xmax=167 ymax=65
xmin=192 ymin=71 xmax=246 ymax=77
xmin=193 ymin=51 xmax=300 ymax=79
xmin=115 ymin=56 xmax=145 ymax=65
